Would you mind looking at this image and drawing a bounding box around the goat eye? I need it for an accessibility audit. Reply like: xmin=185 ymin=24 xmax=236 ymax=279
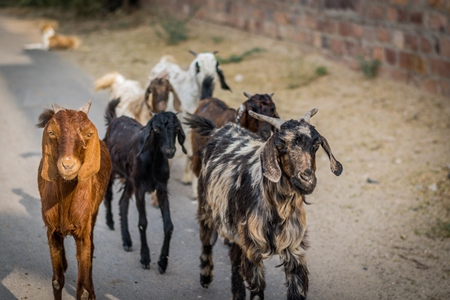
xmin=85 ymin=132 xmax=93 ymax=138
xmin=195 ymin=62 xmax=200 ymax=73
xmin=48 ymin=131 xmax=56 ymax=138
xmin=153 ymin=127 xmax=159 ymax=132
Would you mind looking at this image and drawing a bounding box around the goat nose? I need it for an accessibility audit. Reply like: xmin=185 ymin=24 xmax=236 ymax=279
xmin=62 ymin=161 xmax=75 ymax=170
xmin=300 ymin=169 xmax=314 ymax=181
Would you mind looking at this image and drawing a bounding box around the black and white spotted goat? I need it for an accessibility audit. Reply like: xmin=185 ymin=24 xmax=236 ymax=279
xmin=185 ymin=108 xmax=343 ymax=300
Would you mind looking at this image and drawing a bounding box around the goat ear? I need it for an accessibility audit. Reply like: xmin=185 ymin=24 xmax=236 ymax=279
xmin=40 ymin=130 xmax=59 ymax=182
xmin=216 ymin=64 xmax=231 ymax=92
xmin=235 ymin=104 xmax=246 ymax=125
xmin=144 ymin=86 xmax=153 ymax=112
xmin=78 ymin=132 xmax=101 ymax=181
xmin=261 ymin=135 xmax=281 ymax=182
xmin=177 ymin=125 xmax=188 ymax=154
xmin=136 ymin=125 xmax=152 ymax=157
xmin=170 ymin=84 xmax=183 ymax=113
xmin=320 ymin=135 xmax=343 ymax=176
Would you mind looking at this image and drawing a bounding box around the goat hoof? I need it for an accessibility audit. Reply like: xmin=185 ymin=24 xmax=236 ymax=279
xmin=157 ymin=259 xmax=168 ymax=274
xmin=200 ymin=274 xmax=212 ymax=288
xmin=80 ymin=289 xmax=89 ymax=300
xmin=123 ymin=245 xmax=132 ymax=252
xmin=142 ymin=263 xmax=150 ymax=270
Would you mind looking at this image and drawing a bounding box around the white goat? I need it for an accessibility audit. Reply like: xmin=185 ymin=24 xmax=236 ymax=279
xmin=149 ymin=51 xmax=231 ymax=184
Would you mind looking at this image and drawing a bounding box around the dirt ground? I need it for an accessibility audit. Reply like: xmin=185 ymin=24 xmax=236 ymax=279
xmin=5 ymin=8 xmax=450 ymax=299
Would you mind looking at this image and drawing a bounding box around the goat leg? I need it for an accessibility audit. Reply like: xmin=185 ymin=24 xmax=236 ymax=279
xmin=119 ymin=183 xmax=133 ymax=251
xmin=197 ymin=188 xmax=214 ymax=287
xmin=48 ymin=230 xmax=66 ymax=300
xmin=135 ymin=188 xmax=150 ymax=269
xmin=74 ymin=233 xmax=96 ymax=300
xmin=241 ymin=253 xmax=265 ymax=300
xmin=104 ymin=178 xmax=114 ymax=230
xmin=229 ymin=243 xmax=246 ymax=300
xmin=282 ymin=250 xmax=309 ymax=300
xmin=156 ymin=187 xmax=173 ymax=274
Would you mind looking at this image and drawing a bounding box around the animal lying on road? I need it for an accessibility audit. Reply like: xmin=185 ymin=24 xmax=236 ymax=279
xmin=24 ymin=23 xmax=80 ymax=51
xmin=37 ymin=101 xmax=112 ymax=300
xmin=185 ymin=108 xmax=343 ymax=300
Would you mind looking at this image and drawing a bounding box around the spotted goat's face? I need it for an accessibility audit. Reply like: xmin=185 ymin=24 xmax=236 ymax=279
xmin=252 ymin=109 xmax=343 ymax=195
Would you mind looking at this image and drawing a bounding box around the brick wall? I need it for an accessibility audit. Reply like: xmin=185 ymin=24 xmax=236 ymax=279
xmin=144 ymin=0 xmax=450 ymax=97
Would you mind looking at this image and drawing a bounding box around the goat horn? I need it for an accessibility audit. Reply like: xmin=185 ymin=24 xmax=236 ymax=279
xmin=52 ymin=103 xmax=66 ymax=113
xmin=249 ymin=110 xmax=285 ymax=130
xmin=189 ymin=50 xmax=198 ymax=57
xmin=298 ymin=108 xmax=318 ymax=123
xmin=243 ymin=91 xmax=252 ymax=98
xmin=269 ymin=92 xmax=274 ymax=97
xmin=78 ymin=100 xmax=92 ymax=115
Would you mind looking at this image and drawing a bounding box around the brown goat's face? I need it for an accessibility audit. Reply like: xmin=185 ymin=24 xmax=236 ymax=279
xmin=240 ymin=94 xmax=278 ymax=141
xmin=274 ymin=120 xmax=321 ymax=195
xmin=148 ymin=78 xmax=170 ymax=112
xmin=44 ymin=110 xmax=98 ymax=181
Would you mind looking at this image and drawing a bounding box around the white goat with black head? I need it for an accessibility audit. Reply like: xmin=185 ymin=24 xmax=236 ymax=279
xmin=150 ymin=50 xmax=231 ymax=184
xmin=185 ymin=108 xmax=343 ymax=300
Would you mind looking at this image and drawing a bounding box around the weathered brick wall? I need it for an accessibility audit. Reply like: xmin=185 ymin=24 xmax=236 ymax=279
xmin=144 ymin=0 xmax=450 ymax=97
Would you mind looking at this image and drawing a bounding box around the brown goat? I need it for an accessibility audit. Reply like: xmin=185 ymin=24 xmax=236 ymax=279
xmin=145 ymin=76 xmax=182 ymax=114
xmin=191 ymin=92 xmax=279 ymax=178
xmin=37 ymin=101 xmax=112 ymax=300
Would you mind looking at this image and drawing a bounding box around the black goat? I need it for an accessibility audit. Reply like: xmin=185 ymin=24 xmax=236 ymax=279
xmin=185 ymin=109 xmax=342 ymax=300
xmin=103 ymin=99 xmax=187 ymax=273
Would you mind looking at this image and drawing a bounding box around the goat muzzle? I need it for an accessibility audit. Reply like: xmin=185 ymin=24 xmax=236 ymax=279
xmin=293 ymin=170 xmax=317 ymax=195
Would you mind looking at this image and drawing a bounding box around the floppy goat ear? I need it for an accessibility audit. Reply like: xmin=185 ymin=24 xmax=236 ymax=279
xmin=78 ymin=130 xmax=101 ymax=181
xmin=216 ymin=62 xmax=231 ymax=92
xmin=40 ymin=126 xmax=59 ymax=182
xmin=260 ymin=135 xmax=281 ymax=182
xmin=235 ymin=104 xmax=246 ymax=125
xmin=177 ymin=124 xmax=187 ymax=154
xmin=170 ymin=83 xmax=183 ymax=113
xmin=144 ymin=85 xmax=153 ymax=112
xmin=136 ymin=123 xmax=153 ymax=157
xmin=320 ymin=135 xmax=343 ymax=176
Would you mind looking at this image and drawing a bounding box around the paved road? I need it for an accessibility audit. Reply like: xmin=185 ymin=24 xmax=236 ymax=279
xmin=0 ymin=15 xmax=294 ymax=300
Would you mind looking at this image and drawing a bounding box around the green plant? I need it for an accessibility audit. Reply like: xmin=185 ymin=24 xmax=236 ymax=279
xmin=358 ymin=56 xmax=381 ymax=79
xmin=216 ymin=47 xmax=265 ymax=64
xmin=287 ymin=59 xmax=328 ymax=89
xmin=153 ymin=8 xmax=198 ymax=45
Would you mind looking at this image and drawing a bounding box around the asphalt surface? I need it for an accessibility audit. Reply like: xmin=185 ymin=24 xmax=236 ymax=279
xmin=0 ymin=15 xmax=292 ymax=300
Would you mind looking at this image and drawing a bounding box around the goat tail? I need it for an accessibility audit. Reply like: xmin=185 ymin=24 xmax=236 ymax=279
xmin=94 ymin=72 xmax=125 ymax=92
xmin=183 ymin=113 xmax=216 ymax=137
xmin=104 ymin=98 xmax=120 ymax=126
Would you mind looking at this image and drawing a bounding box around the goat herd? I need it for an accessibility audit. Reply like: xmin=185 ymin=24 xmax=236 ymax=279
xmin=36 ymin=51 xmax=343 ymax=300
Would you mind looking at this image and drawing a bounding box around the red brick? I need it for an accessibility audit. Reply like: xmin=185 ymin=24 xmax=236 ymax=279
xmin=440 ymin=80 xmax=450 ymax=97
xmin=363 ymin=27 xmax=377 ymax=42
xmin=303 ymin=15 xmax=317 ymax=29
xmin=422 ymin=79 xmax=440 ymax=94
xmin=352 ymin=24 xmax=364 ymax=39
xmin=430 ymin=59 xmax=450 ymax=78
xmin=409 ymin=11 xmax=423 ymax=25
xmin=428 ymin=0 xmax=445 ymax=9
xmin=405 ymin=34 xmax=419 ymax=51
xmin=373 ymin=47 xmax=384 ymax=61
xmin=390 ymin=69 xmax=409 ymax=83
xmin=377 ymin=28 xmax=390 ymax=43
xmin=330 ymin=38 xmax=345 ymax=55
xmin=367 ymin=4 xmax=385 ymax=21
xmin=392 ymin=0 xmax=409 ymax=5
xmin=392 ymin=30 xmax=404 ymax=49
xmin=274 ymin=11 xmax=289 ymax=25
xmin=427 ymin=11 xmax=448 ymax=32
xmin=440 ymin=36 xmax=450 ymax=58
xmin=387 ymin=7 xmax=397 ymax=22
xmin=397 ymin=9 xmax=409 ymax=23
xmin=317 ymin=19 xmax=336 ymax=34
xmin=399 ymin=52 xmax=428 ymax=74
xmin=385 ymin=48 xmax=397 ymax=65
xmin=344 ymin=40 xmax=365 ymax=56
xmin=339 ymin=22 xmax=353 ymax=37
xmin=421 ymin=37 xmax=433 ymax=54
